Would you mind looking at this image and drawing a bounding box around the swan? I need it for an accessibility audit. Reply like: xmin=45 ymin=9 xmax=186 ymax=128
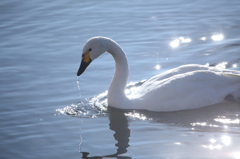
xmin=77 ymin=36 xmax=240 ymax=112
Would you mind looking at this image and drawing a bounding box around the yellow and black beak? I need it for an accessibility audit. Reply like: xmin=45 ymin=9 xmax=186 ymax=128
xmin=77 ymin=51 xmax=92 ymax=76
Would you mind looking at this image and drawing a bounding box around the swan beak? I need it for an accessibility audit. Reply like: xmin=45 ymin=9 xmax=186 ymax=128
xmin=77 ymin=51 xmax=92 ymax=76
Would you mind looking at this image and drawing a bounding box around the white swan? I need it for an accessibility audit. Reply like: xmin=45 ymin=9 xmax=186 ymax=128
xmin=77 ymin=36 xmax=240 ymax=112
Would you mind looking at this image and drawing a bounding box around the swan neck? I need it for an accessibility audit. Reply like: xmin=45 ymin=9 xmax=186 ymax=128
xmin=107 ymin=42 xmax=130 ymax=108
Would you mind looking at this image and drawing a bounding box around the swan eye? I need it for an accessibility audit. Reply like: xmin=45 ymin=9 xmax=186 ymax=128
xmin=89 ymin=48 xmax=92 ymax=51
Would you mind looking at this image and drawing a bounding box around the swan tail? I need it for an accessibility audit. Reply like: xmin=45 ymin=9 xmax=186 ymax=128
xmin=221 ymin=72 xmax=240 ymax=104
xmin=224 ymin=94 xmax=239 ymax=103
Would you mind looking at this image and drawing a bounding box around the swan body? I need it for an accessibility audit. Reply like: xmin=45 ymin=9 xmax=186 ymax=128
xmin=77 ymin=36 xmax=240 ymax=112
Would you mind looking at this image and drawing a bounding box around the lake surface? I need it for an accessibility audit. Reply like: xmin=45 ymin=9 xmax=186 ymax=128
xmin=1 ymin=0 xmax=240 ymax=158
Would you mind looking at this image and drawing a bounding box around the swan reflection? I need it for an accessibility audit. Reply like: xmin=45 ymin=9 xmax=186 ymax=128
xmin=80 ymin=100 xmax=239 ymax=158
xmin=81 ymin=107 xmax=131 ymax=159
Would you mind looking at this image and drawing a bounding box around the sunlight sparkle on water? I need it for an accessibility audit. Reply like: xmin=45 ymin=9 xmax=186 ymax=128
xmin=155 ymin=64 xmax=161 ymax=70
xmin=221 ymin=135 xmax=231 ymax=146
xmin=216 ymin=62 xmax=227 ymax=69
xmin=191 ymin=122 xmax=207 ymax=126
xmin=209 ymin=138 xmax=216 ymax=143
xmin=125 ymin=112 xmax=148 ymax=120
xmin=203 ymin=136 xmax=232 ymax=150
xmin=214 ymin=118 xmax=240 ymax=124
xmin=125 ymin=89 xmax=131 ymax=95
xmin=179 ymin=37 xmax=192 ymax=43
xmin=170 ymin=34 xmax=223 ymax=48
xmin=224 ymin=125 xmax=228 ymax=129
xmin=211 ymin=34 xmax=224 ymax=41
xmin=170 ymin=39 xmax=180 ymax=48
xmin=170 ymin=37 xmax=192 ymax=48
xmin=233 ymin=63 xmax=237 ymax=68
xmin=202 ymin=144 xmax=222 ymax=150
xmin=233 ymin=152 xmax=240 ymax=159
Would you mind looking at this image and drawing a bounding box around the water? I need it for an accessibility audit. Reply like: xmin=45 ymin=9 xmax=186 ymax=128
xmin=1 ymin=0 xmax=240 ymax=158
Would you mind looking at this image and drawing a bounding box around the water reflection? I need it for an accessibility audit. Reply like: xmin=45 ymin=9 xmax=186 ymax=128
xmin=79 ymin=100 xmax=239 ymax=158
xmin=109 ymin=108 xmax=130 ymax=155
xmin=126 ymin=101 xmax=239 ymax=129
xmin=81 ymin=107 xmax=131 ymax=159
xmin=76 ymin=82 xmax=239 ymax=158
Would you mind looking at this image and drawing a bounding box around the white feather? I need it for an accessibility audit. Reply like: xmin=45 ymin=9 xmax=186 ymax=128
xmin=78 ymin=37 xmax=240 ymax=112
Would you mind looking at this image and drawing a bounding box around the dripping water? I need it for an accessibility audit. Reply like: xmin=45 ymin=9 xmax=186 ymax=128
xmin=77 ymin=76 xmax=81 ymax=98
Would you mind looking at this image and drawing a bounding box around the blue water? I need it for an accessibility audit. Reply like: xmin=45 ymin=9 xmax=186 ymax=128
xmin=1 ymin=0 xmax=240 ymax=158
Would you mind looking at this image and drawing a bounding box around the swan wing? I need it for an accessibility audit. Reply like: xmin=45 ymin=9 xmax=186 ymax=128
xmin=145 ymin=64 xmax=209 ymax=84
xmin=130 ymin=69 xmax=240 ymax=111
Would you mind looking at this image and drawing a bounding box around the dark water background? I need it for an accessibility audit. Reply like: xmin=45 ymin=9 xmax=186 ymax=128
xmin=1 ymin=0 xmax=240 ymax=158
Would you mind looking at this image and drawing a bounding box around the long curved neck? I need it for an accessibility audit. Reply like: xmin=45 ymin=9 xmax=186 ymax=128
xmin=107 ymin=41 xmax=130 ymax=108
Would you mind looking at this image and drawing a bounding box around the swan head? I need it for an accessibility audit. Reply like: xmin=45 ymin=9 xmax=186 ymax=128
xmin=77 ymin=37 xmax=111 ymax=76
